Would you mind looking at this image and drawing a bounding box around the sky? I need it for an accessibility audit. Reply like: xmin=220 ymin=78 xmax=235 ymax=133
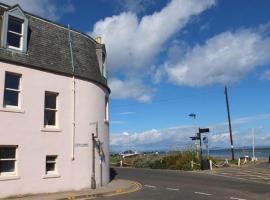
xmin=4 ymin=0 xmax=270 ymax=151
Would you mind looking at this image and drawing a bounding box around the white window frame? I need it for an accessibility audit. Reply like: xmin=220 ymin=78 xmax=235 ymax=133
xmin=44 ymin=91 xmax=58 ymax=128
xmin=1 ymin=6 xmax=28 ymax=53
xmin=0 ymin=146 xmax=18 ymax=177
xmin=102 ymin=51 xmax=107 ymax=78
xmin=45 ymin=155 xmax=57 ymax=175
xmin=3 ymin=72 xmax=21 ymax=108
xmin=105 ymin=96 xmax=109 ymax=123
xmin=7 ymin=16 xmax=24 ymax=51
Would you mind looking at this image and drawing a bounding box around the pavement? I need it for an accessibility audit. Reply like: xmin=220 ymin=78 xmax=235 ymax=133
xmin=196 ymin=162 xmax=270 ymax=184
xmin=6 ymin=179 xmax=142 ymax=200
xmin=6 ymin=163 xmax=270 ymax=200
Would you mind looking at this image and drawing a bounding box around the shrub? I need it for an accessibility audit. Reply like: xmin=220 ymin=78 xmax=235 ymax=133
xmin=131 ymin=148 xmax=200 ymax=170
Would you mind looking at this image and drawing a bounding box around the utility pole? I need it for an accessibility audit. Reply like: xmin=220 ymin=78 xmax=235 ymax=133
xmin=224 ymin=86 xmax=235 ymax=160
xmin=252 ymin=128 xmax=256 ymax=161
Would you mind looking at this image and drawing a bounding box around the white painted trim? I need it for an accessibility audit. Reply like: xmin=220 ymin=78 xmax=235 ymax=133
xmin=40 ymin=127 xmax=62 ymax=132
xmin=42 ymin=174 xmax=61 ymax=179
xmin=0 ymin=175 xmax=20 ymax=181
xmin=0 ymin=107 xmax=25 ymax=113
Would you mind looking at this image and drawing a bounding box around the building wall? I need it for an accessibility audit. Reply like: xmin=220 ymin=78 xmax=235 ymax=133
xmin=0 ymin=61 xmax=109 ymax=198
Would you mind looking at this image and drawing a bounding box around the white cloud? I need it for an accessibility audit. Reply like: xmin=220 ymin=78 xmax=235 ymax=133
xmin=109 ymin=78 xmax=155 ymax=102
xmin=91 ymin=0 xmax=215 ymax=101
xmin=110 ymin=126 xmax=194 ymax=151
xmin=1 ymin=0 xmax=74 ymax=20
xmin=110 ymin=121 xmax=127 ymax=125
xmin=91 ymin=0 xmax=215 ymax=73
xmin=110 ymin=113 xmax=270 ymax=151
xmin=119 ymin=112 xmax=135 ymax=115
xmin=166 ymin=29 xmax=270 ymax=86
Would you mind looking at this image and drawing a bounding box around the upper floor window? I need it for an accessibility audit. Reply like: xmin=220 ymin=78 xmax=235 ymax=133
xmin=1 ymin=5 xmax=28 ymax=53
xmin=3 ymin=72 xmax=21 ymax=107
xmin=7 ymin=16 xmax=23 ymax=49
xmin=44 ymin=92 xmax=58 ymax=127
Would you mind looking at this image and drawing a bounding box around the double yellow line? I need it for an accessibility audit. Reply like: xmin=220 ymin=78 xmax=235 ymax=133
xmin=104 ymin=180 xmax=143 ymax=197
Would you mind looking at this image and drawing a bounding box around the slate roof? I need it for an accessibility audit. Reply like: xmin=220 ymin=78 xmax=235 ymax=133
xmin=0 ymin=3 xmax=109 ymax=92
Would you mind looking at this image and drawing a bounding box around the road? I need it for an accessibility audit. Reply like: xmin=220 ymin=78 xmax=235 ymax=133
xmin=100 ymin=166 xmax=270 ymax=200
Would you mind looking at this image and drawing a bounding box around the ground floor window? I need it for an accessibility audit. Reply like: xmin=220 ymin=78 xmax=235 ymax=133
xmin=0 ymin=146 xmax=17 ymax=176
xmin=46 ymin=155 xmax=57 ymax=175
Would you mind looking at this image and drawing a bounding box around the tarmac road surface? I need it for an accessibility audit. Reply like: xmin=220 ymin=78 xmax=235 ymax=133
xmin=99 ymin=166 xmax=270 ymax=200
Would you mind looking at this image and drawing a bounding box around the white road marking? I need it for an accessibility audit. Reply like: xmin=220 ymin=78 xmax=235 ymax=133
xmin=194 ymin=191 xmax=212 ymax=196
xmin=230 ymin=197 xmax=247 ymax=200
xmin=144 ymin=185 xmax=156 ymax=188
xmin=166 ymin=187 xmax=179 ymax=191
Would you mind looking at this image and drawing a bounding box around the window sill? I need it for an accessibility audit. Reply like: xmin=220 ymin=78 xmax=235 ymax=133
xmin=43 ymin=174 xmax=61 ymax=179
xmin=0 ymin=175 xmax=20 ymax=181
xmin=4 ymin=46 xmax=28 ymax=55
xmin=0 ymin=107 xmax=25 ymax=113
xmin=40 ymin=127 xmax=62 ymax=132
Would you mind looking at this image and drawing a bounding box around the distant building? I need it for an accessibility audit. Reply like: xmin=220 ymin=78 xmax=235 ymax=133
xmin=0 ymin=3 xmax=110 ymax=198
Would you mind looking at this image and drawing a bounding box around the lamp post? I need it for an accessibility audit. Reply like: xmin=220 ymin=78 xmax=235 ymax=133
xmin=189 ymin=113 xmax=199 ymax=159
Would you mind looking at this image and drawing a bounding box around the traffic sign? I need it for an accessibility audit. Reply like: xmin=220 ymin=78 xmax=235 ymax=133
xmin=202 ymin=137 xmax=208 ymax=144
xmin=199 ymin=128 xmax=210 ymax=133
xmin=190 ymin=136 xmax=200 ymax=140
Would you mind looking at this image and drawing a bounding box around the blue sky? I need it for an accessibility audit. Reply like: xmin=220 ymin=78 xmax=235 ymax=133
xmin=6 ymin=0 xmax=270 ymax=151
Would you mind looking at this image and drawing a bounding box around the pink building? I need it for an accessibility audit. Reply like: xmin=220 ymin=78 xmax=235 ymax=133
xmin=0 ymin=3 xmax=110 ymax=198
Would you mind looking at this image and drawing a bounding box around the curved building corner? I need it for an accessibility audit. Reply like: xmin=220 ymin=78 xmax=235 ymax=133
xmin=0 ymin=2 xmax=110 ymax=198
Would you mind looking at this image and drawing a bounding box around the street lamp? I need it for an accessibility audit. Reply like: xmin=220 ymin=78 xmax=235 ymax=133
xmin=189 ymin=113 xmax=199 ymax=158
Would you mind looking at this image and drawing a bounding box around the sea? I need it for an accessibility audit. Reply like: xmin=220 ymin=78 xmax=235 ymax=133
xmin=203 ymin=147 xmax=270 ymax=159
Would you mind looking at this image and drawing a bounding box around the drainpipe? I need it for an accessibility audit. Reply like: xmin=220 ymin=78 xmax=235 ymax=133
xmin=89 ymin=122 xmax=102 ymax=189
xmin=91 ymin=133 xmax=96 ymax=189
xmin=68 ymin=24 xmax=76 ymax=160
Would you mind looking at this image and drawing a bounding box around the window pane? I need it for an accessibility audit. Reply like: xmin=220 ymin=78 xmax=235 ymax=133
xmin=45 ymin=93 xmax=57 ymax=109
xmin=8 ymin=17 xmax=22 ymax=33
xmin=7 ymin=32 xmax=21 ymax=48
xmin=46 ymin=163 xmax=55 ymax=172
xmin=4 ymin=90 xmax=19 ymax=106
xmin=0 ymin=147 xmax=16 ymax=159
xmin=5 ymin=73 xmax=20 ymax=89
xmin=46 ymin=156 xmax=56 ymax=162
xmin=44 ymin=110 xmax=56 ymax=126
xmin=0 ymin=161 xmax=15 ymax=173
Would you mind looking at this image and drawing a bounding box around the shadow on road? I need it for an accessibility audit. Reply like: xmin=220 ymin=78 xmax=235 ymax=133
xmin=110 ymin=168 xmax=118 ymax=181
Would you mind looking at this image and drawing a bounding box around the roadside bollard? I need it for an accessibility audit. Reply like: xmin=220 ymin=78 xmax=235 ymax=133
xmin=238 ymin=158 xmax=241 ymax=167
xmin=191 ymin=160 xmax=194 ymax=169
xmin=209 ymin=160 xmax=213 ymax=171
xmin=120 ymin=160 xmax=123 ymax=167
